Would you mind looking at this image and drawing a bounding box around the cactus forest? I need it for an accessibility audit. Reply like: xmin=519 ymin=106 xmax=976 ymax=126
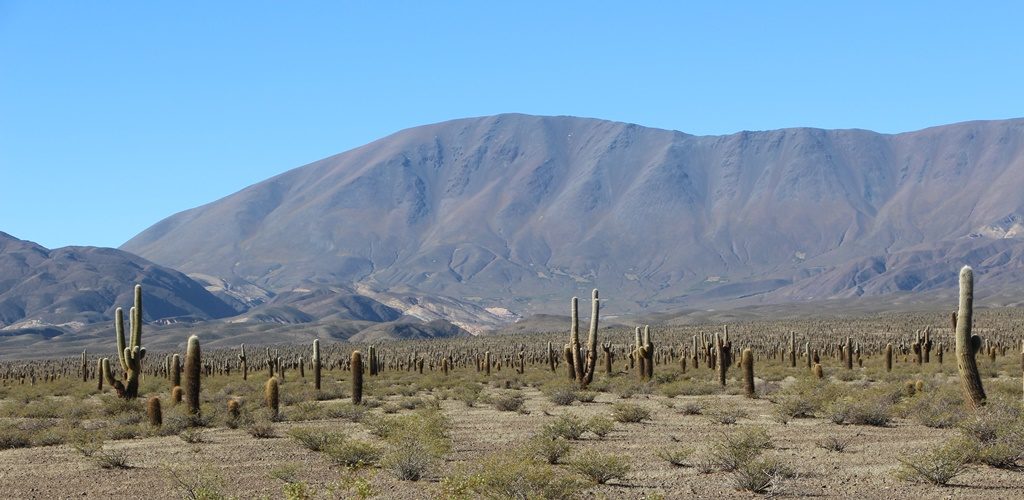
xmin=0 ymin=266 xmax=1021 ymax=498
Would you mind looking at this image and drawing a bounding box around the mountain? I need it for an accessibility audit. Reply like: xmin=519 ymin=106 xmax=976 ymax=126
xmin=121 ymin=114 xmax=1024 ymax=315
xmin=0 ymin=231 xmax=237 ymax=331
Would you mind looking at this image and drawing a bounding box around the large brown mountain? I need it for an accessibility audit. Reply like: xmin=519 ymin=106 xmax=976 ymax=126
xmin=121 ymin=114 xmax=1024 ymax=315
xmin=0 ymin=231 xmax=237 ymax=331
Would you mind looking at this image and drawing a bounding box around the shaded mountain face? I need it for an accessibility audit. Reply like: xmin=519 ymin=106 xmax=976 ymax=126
xmin=0 ymin=232 xmax=237 ymax=331
xmin=121 ymin=114 xmax=1024 ymax=314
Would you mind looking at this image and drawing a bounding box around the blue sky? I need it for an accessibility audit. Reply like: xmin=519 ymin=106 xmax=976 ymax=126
xmin=2 ymin=1 xmax=1022 ymax=249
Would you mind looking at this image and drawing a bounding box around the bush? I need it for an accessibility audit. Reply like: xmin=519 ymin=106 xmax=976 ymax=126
xmin=706 ymin=406 xmax=747 ymax=425
xmin=587 ymin=416 xmax=614 ymax=439
xmin=289 ymin=428 xmax=344 ymax=452
xmin=706 ymin=427 xmax=773 ymax=472
xmin=816 ymin=436 xmax=850 ymax=453
xmin=492 ymin=392 xmax=525 ymax=412
xmin=658 ymin=446 xmax=693 ymax=466
xmin=324 ymin=440 xmax=381 ymax=468
xmin=442 ymin=449 xmax=588 ymax=499
xmin=611 ymin=403 xmax=651 ymax=423
xmin=731 ymin=457 xmax=794 ymax=494
xmin=958 ymin=401 xmax=1024 ymax=468
xmin=383 ymin=436 xmax=439 ymax=481
xmin=548 ymin=387 xmax=578 ymax=406
xmin=543 ymin=414 xmax=588 ymax=440
xmin=896 ymin=438 xmax=974 ymax=486
xmin=826 ymin=396 xmax=892 ymax=427
xmin=679 ymin=401 xmax=703 ymax=415
xmin=571 ymin=453 xmax=630 ymax=484
xmin=179 ymin=427 xmax=207 ymax=444
xmin=247 ymin=420 xmax=277 ymax=439
xmin=530 ymin=435 xmax=571 ymax=464
xmin=324 ymin=402 xmax=368 ymax=422
xmin=94 ymin=448 xmax=131 ymax=469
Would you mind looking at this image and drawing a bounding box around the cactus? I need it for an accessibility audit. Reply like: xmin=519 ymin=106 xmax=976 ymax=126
xmin=238 ymin=344 xmax=248 ymax=381
xmin=954 ymin=266 xmax=986 ymax=408
xmin=265 ymin=377 xmax=280 ymax=418
xmin=313 ymin=339 xmax=322 ymax=391
xmin=715 ymin=332 xmax=731 ymax=386
xmin=172 ymin=385 xmax=183 ymax=404
xmin=227 ymin=399 xmax=241 ymax=421
xmin=147 ymin=396 xmax=162 ymax=427
xmin=642 ymin=325 xmax=655 ymax=381
xmin=351 ymin=350 xmax=364 ymax=404
xmin=602 ymin=341 xmax=613 ymax=374
xmin=81 ymin=350 xmax=88 ymax=383
xmin=95 ymin=358 xmax=103 ymax=391
xmin=484 ymin=351 xmax=492 ymax=376
xmin=567 ymin=289 xmax=601 ymax=388
xmin=184 ymin=335 xmax=201 ymax=416
xmin=101 ymin=285 xmax=147 ymax=398
xmin=885 ymin=343 xmax=893 ymax=372
xmin=171 ymin=353 xmax=181 ymax=387
xmin=789 ymin=332 xmax=796 ymax=368
xmin=844 ymin=337 xmax=853 ymax=370
xmin=741 ymin=348 xmax=755 ymax=398
xmin=368 ymin=345 xmax=377 ymax=376
xmin=812 ymin=363 xmax=824 ymax=379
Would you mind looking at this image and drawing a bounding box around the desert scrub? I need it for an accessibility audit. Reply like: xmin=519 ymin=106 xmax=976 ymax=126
xmin=379 ymin=408 xmax=452 ymax=481
xmin=178 ymin=427 xmax=207 ymax=444
xmin=587 ymin=416 xmax=614 ymax=438
xmin=896 ymin=438 xmax=974 ymax=486
xmin=324 ymin=402 xmax=368 ymax=422
xmin=958 ymin=400 xmax=1024 ymax=468
xmin=571 ymin=453 xmax=630 ymax=484
xmin=289 ymin=428 xmax=345 ymax=452
xmin=900 ymin=387 xmax=967 ymax=429
xmin=658 ymin=446 xmax=694 ymax=466
xmin=529 ymin=434 xmax=571 ymax=464
xmin=770 ymin=378 xmax=844 ymax=418
xmin=543 ymin=414 xmax=589 ymax=440
xmin=705 ymin=405 xmax=747 ymax=425
xmin=442 ymin=448 xmax=588 ymax=499
xmin=93 ymin=447 xmax=131 ymax=469
xmin=324 ymin=439 xmax=382 ymax=468
xmin=611 ymin=402 xmax=651 ymax=423
xmin=246 ymin=417 xmax=277 ymax=439
xmin=732 ymin=457 xmax=794 ymax=494
xmin=546 ymin=385 xmax=579 ymax=406
xmin=825 ymin=392 xmax=894 ymax=427
xmin=816 ymin=436 xmax=851 ymax=453
xmin=455 ymin=384 xmax=483 ymax=407
xmin=287 ymin=401 xmax=324 ymax=421
xmin=679 ymin=400 xmax=704 ymax=415
xmin=706 ymin=426 xmax=773 ymax=472
xmin=492 ymin=391 xmax=525 ymax=412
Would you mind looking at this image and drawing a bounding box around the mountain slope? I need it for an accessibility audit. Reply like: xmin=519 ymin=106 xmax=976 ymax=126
xmin=0 ymin=231 xmax=237 ymax=330
xmin=121 ymin=114 xmax=1024 ymax=314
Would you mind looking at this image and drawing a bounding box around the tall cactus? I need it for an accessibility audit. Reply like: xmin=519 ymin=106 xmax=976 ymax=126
xmin=568 ymin=289 xmax=601 ymax=388
xmin=351 ymin=350 xmax=364 ymax=404
xmin=313 ymin=339 xmax=322 ymax=391
xmin=265 ymin=377 xmax=280 ymax=418
xmin=81 ymin=350 xmax=88 ymax=383
xmin=102 ymin=285 xmax=146 ymax=398
xmin=238 ymin=344 xmax=248 ymax=380
xmin=741 ymin=348 xmax=755 ymax=398
xmin=184 ymin=335 xmax=201 ymax=416
xmin=955 ymin=266 xmax=986 ymax=408
xmin=642 ymin=325 xmax=654 ymax=381
xmin=885 ymin=343 xmax=893 ymax=372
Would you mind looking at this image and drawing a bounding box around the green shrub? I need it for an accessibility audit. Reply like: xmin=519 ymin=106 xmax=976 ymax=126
xmin=587 ymin=416 xmax=614 ymax=439
xmin=571 ymin=453 xmax=630 ymax=484
xmin=289 ymin=428 xmax=344 ymax=452
xmin=442 ymin=449 xmax=588 ymax=500
xmin=611 ymin=403 xmax=651 ymax=423
xmin=543 ymin=414 xmax=588 ymax=440
xmin=530 ymin=435 xmax=571 ymax=464
xmin=548 ymin=386 xmax=578 ymax=406
xmin=706 ymin=427 xmax=773 ymax=472
xmin=324 ymin=440 xmax=381 ymax=468
xmin=658 ymin=446 xmax=693 ymax=466
xmin=731 ymin=457 xmax=794 ymax=494
xmin=492 ymin=392 xmax=525 ymax=412
xmin=896 ymin=438 xmax=974 ymax=486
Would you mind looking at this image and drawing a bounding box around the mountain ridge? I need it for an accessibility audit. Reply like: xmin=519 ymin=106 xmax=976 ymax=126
xmin=119 ymin=113 xmax=1024 ymax=315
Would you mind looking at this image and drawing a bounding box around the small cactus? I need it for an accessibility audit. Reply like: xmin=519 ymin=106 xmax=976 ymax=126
xmin=812 ymin=363 xmax=824 ymax=379
xmin=171 ymin=385 xmax=183 ymax=404
xmin=147 ymin=396 xmax=162 ymax=427
xmin=264 ymin=377 xmax=280 ymax=418
xmin=885 ymin=343 xmax=893 ymax=372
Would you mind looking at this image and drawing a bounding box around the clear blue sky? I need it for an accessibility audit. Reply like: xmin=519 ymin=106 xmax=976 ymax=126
xmin=2 ymin=1 xmax=1022 ymax=249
